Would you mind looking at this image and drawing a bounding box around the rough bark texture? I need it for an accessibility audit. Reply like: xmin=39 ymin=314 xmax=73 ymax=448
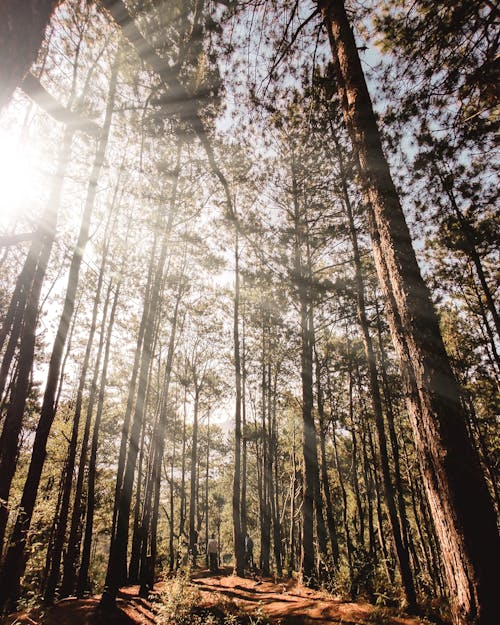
xmin=319 ymin=2 xmax=500 ymax=623
xmin=337 ymin=134 xmax=416 ymax=608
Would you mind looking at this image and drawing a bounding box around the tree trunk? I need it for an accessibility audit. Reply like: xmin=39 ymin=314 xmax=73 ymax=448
xmin=315 ymin=352 xmax=340 ymax=566
xmin=232 ymin=224 xmax=245 ymax=576
xmin=61 ymin=278 xmax=113 ymax=597
xmin=0 ymin=128 xmax=73 ymax=559
xmin=335 ymin=128 xmax=416 ymax=607
xmin=44 ymin=234 xmax=110 ymax=603
xmin=139 ymin=277 xmax=183 ymax=594
xmin=128 ymin=407 xmax=148 ymax=585
xmin=77 ymin=282 xmax=120 ymax=597
xmin=0 ymin=0 xmax=61 ymax=109
xmin=320 ymin=3 xmax=500 ymax=622
xmin=101 ymin=141 xmax=181 ymax=606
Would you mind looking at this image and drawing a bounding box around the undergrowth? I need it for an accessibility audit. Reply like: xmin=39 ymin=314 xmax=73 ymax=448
xmin=154 ymin=569 xmax=275 ymax=625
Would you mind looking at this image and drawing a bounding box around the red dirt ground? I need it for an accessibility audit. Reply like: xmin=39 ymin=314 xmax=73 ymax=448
xmin=3 ymin=569 xmax=422 ymax=625
xmin=192 ymin=569 xmax=420 ymax=625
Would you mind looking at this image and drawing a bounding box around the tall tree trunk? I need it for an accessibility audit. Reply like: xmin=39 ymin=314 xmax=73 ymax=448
xmin=319 ymin=2 xmax=500 ymax=622
xmin=331 ymin=414 xmax=353 ymax=591
xmin=315 ymin=352 xmax=340 ymax=566
xmin=0 ymin=0 xmax=61 ymax=109
xmin=77 ymin=282 xmax=120 ymax=597
xmin=189 ymin=389 xmax=200 ymax=566
xmin=287 ymin=424 xmax=297 ymax=576
xmin=335 ymin=129 xmax=416 ymax=607
xmin=375 ymin=300 xmax=418 ymax=583
xmin=259 ymin=323 xmax=271 ymax=576
xmin=168 ymin=400 xmax=178 ymax=572
xmin=347 ymin=355 xmax=364 ymax=551
xmin=204 ymin=412 xmax=210 ymax=569
xmin=101 ymin=142 xmax=181 ymax=606
xmin=270 ymin=371 xmax=283 ymax=577
xmin=292 ymin=157 xmax=317 ymax=585
xmin=139 ymin=277 xmax=183 ymax=594
xmin=62 ymin=278 xmax=113 ymax=597
xmin=0 ymin=128 xmax=73 ymax=559
xmin=308 ymin=322 xmax=328 ymax=578
xmin=178 ymin=385 xmax=188 ymax=565
xmin=128 ymin=408 xmax=148 ymax=585
xmin=240 ymin=294 xmax=248 ymax=540
xmin=232 ymin=224 xmax=245 ymax=576
xmin=44 ymin=235 xmax=110 ymax=603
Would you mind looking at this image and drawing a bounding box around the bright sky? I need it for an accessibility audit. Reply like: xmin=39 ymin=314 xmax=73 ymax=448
xmin=0 ymin=127 xmax=37 ymax=229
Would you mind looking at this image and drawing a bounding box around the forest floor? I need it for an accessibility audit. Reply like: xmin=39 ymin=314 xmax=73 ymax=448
xmin=4 ymin=568 xmax=426 ymax=625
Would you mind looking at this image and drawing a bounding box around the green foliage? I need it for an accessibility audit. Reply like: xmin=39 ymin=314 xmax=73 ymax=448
xmin=154 ymin=569 xmax=273 ymax=625
xmin=155 ymin=569 xmax=202 ymax=625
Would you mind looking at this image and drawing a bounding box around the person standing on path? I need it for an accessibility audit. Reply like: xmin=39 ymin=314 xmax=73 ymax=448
xmin=244 ymin=533 xmax=254 ymax=570
xmin=207 ymin=534 xmax=219 ymax=573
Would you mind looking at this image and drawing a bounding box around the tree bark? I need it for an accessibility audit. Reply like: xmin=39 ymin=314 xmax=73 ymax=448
xmin=232 ymin=224 xmax=245 ymax=576
xmin=319 ymin=2 xmax=500 ymax=622
xmin=0 ymin=127 xmax=73 ymax=591
xmin=335 ymin=129 xmax=416 ymax=607
xmin=77 ymin=282 xmax=120 ymax=597
xmin=44 ymin=238 xmax=110 ymax=603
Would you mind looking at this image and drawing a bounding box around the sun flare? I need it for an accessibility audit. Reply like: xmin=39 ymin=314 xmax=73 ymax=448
xmin=0 ymin=128 xmax=34 ymax=229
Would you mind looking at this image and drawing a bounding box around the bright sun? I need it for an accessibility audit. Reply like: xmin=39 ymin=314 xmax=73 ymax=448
xmin=0 ymin=128 xmax=34 ymax=229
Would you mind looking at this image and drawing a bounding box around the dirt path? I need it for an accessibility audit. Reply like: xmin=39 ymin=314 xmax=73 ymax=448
xmin=4 ymin=569 xmax=423 ymax=625
xmin=192 ymin=568 xmax=421 ymax=625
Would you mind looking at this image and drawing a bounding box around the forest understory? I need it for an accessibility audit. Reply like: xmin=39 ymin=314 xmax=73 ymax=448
xmin=0 ymin=2 xmax=498 ymax=625
xmin=4 ymin=567 xmax=432 ymax=625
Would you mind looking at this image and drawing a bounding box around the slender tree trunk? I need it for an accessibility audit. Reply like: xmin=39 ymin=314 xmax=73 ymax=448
xmin=315 ymin=352 xmax=340 ymax=566
xmin=308 ymin=329 xmax=328 ymax=579
xmin=62 ymin=279 xmax=113 ymax=597
xmin=43 ymin=249 xmax=108 ymax=603
xmin=347 ymin=356 xmax=364 ymax=551
xmin=204 ymin=412 xmax=210 ymax=569
xmin=189 ymin=389 xmax=200 ymax=566
xmin=77 ymin=282 xmax=120 ymax=597
xmin=139 ymin=278 xmax=183 ymax=594
xmin=320 ymin=2 xmax=500 ymax=622
xmin=287 ymin=424 xmax=297 ymax=577
xmin=178 ymin=385 xmax=188 ymax=563
xmin=259 ymin=324 xmax=271 ymax=576
xmin=335 ymin=130 xmax=416 ymax=607
xmin=232 ymin=225 xmax=245 ymax=576
xmin=331 ymin=416 xmax=353 ymax=590
xmin=375 ymin=300 xmax=418 ymax=582
xmin=0 ymin=128 xmax=73 ymax=559
xmin=241 ymin=295 xmax=248 ymax=540
xmin=128 ymin=409 xmax=148 ymax=585
xmin=168 ymin=401 xmax=177 ymax=572
xmin=270 ymin=372 xmax=283 ymax=577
